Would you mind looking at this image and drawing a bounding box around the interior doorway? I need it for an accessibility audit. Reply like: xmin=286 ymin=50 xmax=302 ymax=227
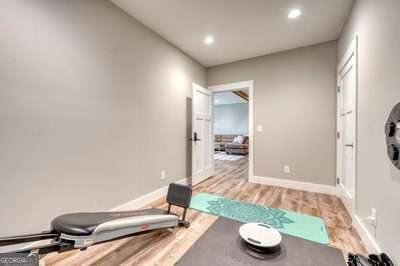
xmin=209 ymin=81 xmax=254 ymax=180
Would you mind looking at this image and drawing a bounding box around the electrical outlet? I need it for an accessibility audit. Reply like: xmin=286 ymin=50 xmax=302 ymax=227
xmin=160 ymin=170 xmax=166 ymax=180
xmin=257 ymin=125 xmax=263 ymax=132
xmin=283 ymin=165 xmax=290 ymax=174
xmin=371 ymin=208 xmax=377 ymax=227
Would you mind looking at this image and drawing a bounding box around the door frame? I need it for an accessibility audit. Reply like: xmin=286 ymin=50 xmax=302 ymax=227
xmin=336 ymin=36 xmax=358 ymax=217
xmin=208 ymin=80 xmax=254 ymax=180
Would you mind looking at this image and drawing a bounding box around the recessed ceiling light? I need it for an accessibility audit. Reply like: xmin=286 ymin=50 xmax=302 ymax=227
xmin=288 ymin=9 xmax=301 ymax=19
xmin=204 ymin=35 xmax=215 ymax=45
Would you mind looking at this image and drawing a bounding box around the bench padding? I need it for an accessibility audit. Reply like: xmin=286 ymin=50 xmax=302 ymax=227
xmin=51 ymin=209 xmax=168 ymax=236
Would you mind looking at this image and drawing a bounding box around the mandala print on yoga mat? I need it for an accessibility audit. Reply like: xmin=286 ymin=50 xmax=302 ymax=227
xmin=206 ymin=198 xmax=294 ymax=229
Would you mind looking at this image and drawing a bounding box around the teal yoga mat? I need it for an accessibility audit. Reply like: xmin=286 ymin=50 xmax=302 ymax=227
xmin=190 ymin=193 xmax=330 ymax=245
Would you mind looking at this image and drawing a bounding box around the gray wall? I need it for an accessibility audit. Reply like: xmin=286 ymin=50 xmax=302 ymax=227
xmin=214 ymin=103 xmax=248 ymax=135
xmin=208 ymin=42 xmax=337 ymax=185
xmin=339 ymin=0 xmax=400 ymax=261
xmin=0 ymin=0 xmax=205 ymax=236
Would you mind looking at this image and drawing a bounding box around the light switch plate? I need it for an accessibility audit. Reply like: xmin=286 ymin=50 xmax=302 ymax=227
xmin=160 ymin=170 xmax=166 ymax=180
xmin=283 ymin=165 xmax=290 ymax=174
xmin=257 ymin=125 xmax=263 ymax=132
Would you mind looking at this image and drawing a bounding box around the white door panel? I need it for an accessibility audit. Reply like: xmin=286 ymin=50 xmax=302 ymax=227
xmin=337 ymin=41 xmax=357 ymax=217
xmin=192 ymin=83 xmax=213 ymax=185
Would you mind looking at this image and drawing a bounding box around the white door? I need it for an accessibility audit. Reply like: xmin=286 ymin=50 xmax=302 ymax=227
xmin=337 ymin=40 xmax=357 ymax=216
xmin=191 ymin=83 xmax=214 ymax=185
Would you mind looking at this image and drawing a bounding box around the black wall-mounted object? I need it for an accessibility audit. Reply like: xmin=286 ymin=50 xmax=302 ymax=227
xmin=385 ymin=102 xmax=400 ymax=169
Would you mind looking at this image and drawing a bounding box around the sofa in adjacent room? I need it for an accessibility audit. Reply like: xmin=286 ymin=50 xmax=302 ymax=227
xmin=214 ymin=134 xmax=249 ymax=155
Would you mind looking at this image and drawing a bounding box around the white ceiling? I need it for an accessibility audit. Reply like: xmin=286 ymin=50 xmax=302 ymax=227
xmin=111 ymin=0 xmax=354 ymax=67
xmin=214 ymin=91 xmax=248 ymax=106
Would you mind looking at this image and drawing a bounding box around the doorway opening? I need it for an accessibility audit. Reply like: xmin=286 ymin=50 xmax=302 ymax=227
xmin=209 ymin=81 xmax=254 ymax=181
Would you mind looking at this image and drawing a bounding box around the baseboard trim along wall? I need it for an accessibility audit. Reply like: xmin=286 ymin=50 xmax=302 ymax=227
xmin=353 ymin=215 xmax=381 ymax=254
xmin=111 ymin=178 xmax=188 ymax=211
xmin=250 ymin=176 xmax=338 ymax=195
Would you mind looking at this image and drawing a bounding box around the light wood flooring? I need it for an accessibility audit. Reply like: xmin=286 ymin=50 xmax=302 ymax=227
xmin=43 ymin=156 xmax=366 ymax=265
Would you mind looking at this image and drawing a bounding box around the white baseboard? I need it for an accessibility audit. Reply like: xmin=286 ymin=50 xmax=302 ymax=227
xmin=353 ymin=215 xmax=381 ymax=254
xmin=250 ymin=176 xmax=337 ymax=195
xmin=111 ymin=178 xmax=187 ymax=211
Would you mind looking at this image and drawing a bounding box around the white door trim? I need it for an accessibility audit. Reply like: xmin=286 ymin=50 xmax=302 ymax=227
xmin=208 ymin=80 xmax=254 ymax=180
xmin=336 ymin=36 xmax=358 ymax=218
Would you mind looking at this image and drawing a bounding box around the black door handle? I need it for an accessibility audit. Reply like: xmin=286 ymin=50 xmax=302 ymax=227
xmin=189 ymin=132 xmax=201 ymax=142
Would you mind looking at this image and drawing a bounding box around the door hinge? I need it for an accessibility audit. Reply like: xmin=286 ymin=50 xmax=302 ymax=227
xmin=337 ymin=86 xmax=341 ymax=93
xmin=336 ymin=177 xmax=340 ymax=185
xmin=337 ymin=131 xmax=340 ymax=139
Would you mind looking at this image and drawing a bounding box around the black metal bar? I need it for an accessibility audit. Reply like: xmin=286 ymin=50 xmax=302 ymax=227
xmin=178 ymin=207 xmax=190 ymax=228
xmin=0 ymin=232 xmax=59 ymax=247
xmin=182 ymin=208 xmax=187 ymax=222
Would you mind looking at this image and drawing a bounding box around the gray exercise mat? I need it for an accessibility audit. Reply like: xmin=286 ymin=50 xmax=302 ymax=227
xmin=177 ymin=218 xmax=346 ymax=266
